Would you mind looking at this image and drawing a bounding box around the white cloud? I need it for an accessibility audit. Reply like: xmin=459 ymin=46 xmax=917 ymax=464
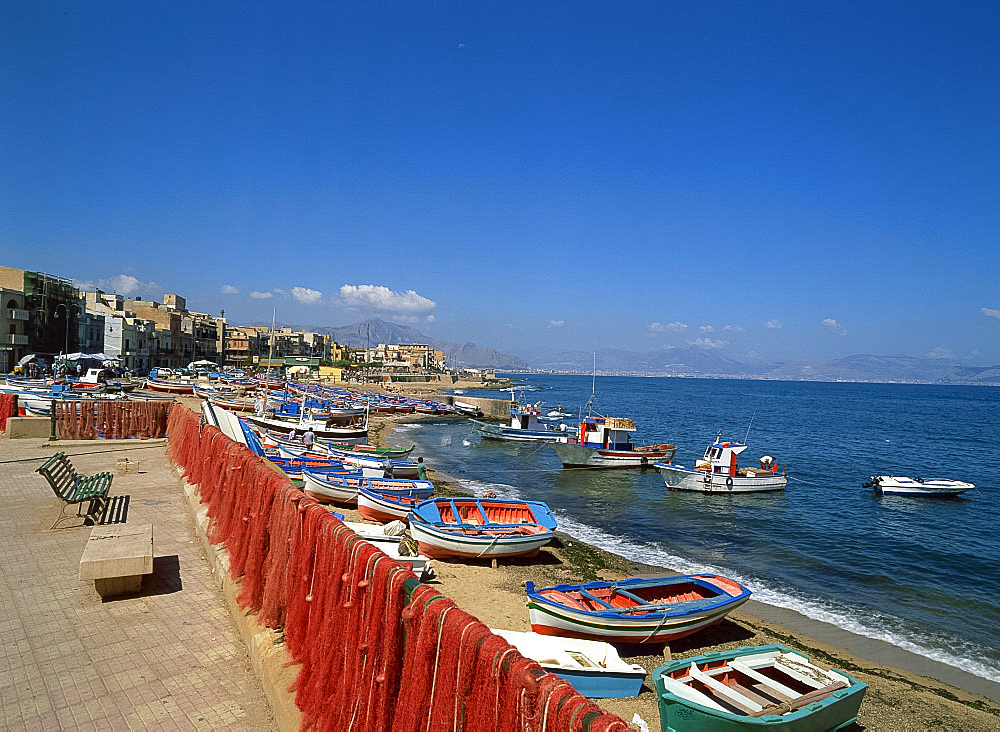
xmin=981 ymin=307 xmax=1000 ymax=320
xmin=692 ymin=337 xmax=726 ymax=349
xmin=72 ymin=279 xmax=96 ymax=291
xmin=723 ymin=324 xmax=745 ymax=333
xmin=699 ymin=325 xmax=715 ymax=333
xmin=339 ymin=284 xmax=437 ymax=313
xmin=822 ymin=318 xmax=846 ymax=335
xmin=549 ymin=320 xmax=565 ymax=328
xmin=425 ymin=314 xmax=435 ymax=323
xmin=649 ymin=321 xmax=687 ymax=333
xmin=220 ymin=284 xmax=238 ymax=295
xmin=250 ymin=290 xmax=273 ymax=299
xmin=291 ymin=286 xmax=323 ymax=305
xmin=765 ymin=319 xmax=783 ymax=329
xmin=926 ymin=347 xmax=953 ymax=360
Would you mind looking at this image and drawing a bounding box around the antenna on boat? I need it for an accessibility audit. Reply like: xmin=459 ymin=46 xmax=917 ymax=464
xmin=744 ymin=410 xmax=756 ymax=444
xmin=585 ymin=352 xmax=596 ymax=416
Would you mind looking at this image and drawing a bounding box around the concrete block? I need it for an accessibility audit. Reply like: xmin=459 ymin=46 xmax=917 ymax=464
xmin=4 ymin=416 xmax=57 ymax=439
xmin=80 ymin=523 xmax=154 ymax=594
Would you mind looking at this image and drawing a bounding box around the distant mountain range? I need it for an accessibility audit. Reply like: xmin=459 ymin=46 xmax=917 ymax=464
xmin=532 ymin=348 xmax=1000 ymax=385
xmin=245 ymin=318 xmax=999 ymax=384
xmin=307 ymin=318 xmax=529 ymax=370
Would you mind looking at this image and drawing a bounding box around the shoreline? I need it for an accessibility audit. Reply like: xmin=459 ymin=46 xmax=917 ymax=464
xmin=367 ymin=409 xmax=1000 ymax=729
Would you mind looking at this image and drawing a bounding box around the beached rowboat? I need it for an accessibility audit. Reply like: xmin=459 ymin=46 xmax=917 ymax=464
xmin=409 ymin=497 xmax=557 ymax=559
xmin=302 ymin=469 xmax=432 ymax=504
xmin=652 ymin=644 xmax=867 ymax=731
xmin=356 ymin=486 xmax=427 ymax=523
xmin=526 ymin=575 xmax=751 ymax=644
xmin=491 ymin=628 xmax=646 ymax=699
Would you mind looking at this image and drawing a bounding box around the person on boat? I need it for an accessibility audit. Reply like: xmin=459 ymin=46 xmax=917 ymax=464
xmin=417 ymin=456 xmax=427 ymax=481
xmin=302 ymin=428 xmax=315 ymax=450
xmin=289 ymin=429 xmax=298 ymax=441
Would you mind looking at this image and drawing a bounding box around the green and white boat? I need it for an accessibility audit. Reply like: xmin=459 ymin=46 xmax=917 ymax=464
xmin=653 ymin=644 xmax=866 ymax=731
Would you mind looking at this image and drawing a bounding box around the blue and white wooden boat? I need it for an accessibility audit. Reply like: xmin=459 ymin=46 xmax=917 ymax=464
xmin=302 ymin=469 xmax=433 ymax=504
xmin=357 ymin=486 xmax=428 ymax=523
xmin=409 ymin=497 xmax=557 ymax=559
xmin=491 ymin=628 xmax=646 ymax=699
xmin=471 ymin=400 xmax=575 ymax=443
xmin=652 ymin=644 xmax=867 ymax=731
xmin=526 ymin=575 xmax=751 ymax=644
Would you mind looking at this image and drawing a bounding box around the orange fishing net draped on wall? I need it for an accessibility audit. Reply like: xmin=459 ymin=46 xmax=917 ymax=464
xmin=165 ymin=403 xmax=628 ymax=732
xmin=52 ymin=400 xmax=171 ymax=439
xmin=0 ymin=393 xmax=15 ymax=432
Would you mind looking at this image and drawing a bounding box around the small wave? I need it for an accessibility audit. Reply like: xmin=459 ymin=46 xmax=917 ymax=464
xmin=552 ymin=513 xmax=1000 ymax=684
xmin=462 ymin=439 xmax=471 ymax=447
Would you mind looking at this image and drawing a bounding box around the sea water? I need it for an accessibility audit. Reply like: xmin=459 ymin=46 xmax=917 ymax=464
xmin=389 ymin=374 xmax=1000 ymax=682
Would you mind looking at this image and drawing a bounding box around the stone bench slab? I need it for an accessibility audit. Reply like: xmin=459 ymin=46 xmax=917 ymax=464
xmin=80 ymin=523 xmax=154 ymax=597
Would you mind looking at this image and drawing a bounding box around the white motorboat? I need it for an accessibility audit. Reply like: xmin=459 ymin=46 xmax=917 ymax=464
xmin=864 ymin=475 xmax=974 ymax=497
xmin=471 ymin=400 xmax=575 ymax=443
xmin=653 ymin=431 xmax=786 ymax=493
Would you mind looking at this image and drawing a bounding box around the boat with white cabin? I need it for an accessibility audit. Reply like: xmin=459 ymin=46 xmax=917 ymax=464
xmin=548 ymin=415 xmax=675 ymax=468
xmin=470 ymin=399 xmax=575 ymax=443
xmin=654 ymin=431 xmax=786 ymax=493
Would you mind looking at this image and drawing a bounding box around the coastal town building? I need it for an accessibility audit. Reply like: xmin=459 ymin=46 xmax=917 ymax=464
xmin=1 ymin=287 xmax=28 ymax=372
xmin=0 ymin=266 xmax=81 ymax=364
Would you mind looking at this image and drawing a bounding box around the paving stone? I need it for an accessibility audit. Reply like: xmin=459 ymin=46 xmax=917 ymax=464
xmin=0 ymin=438 xmax=275 ymax=730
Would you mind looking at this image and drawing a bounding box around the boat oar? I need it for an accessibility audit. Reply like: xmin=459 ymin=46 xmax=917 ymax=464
xmin=747 ymin=680 xmax=848 ymax=718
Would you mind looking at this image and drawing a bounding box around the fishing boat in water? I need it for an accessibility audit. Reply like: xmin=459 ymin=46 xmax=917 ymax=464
xmin=409 ymin=497 xmax=557 ymax=559
xmin=654 ymin=431 xmax=787 ymax=493
xmin=863 ymin=475 xmax=974 ymax=497
xmin=525 ymin=575 xmax=751 ymax=644
xmin=470 ymin=400 xmax=574 ymax=443
xmin=491 ymin=628 xmax=646 ymax=699
xmin=652 ymin=644 xmax=867 ymax=731
xmin=548 ymin=416 xmax=675 ymax=468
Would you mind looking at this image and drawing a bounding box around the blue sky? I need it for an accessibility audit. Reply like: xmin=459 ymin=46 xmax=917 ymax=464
xmin=2 ymin=2 xmax=998 ymax=363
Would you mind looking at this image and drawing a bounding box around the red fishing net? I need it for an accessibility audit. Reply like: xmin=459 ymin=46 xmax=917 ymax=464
xmin=165 ymin=402 xmax=628 ymax=732
xmin=0 ymin=394 xmax=15 ymax=432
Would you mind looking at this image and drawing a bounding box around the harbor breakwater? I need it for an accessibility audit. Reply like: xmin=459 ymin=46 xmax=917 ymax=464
xmin=165 ymin=403 xmax=628 ymax=731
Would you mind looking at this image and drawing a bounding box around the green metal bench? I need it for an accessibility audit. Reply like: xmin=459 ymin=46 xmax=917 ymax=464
xmin=36 ymin=451 xmax=113 ymax=529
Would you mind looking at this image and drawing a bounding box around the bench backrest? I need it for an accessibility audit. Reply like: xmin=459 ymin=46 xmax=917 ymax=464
xmin=36 ymin=452 xmax=80 ymax=497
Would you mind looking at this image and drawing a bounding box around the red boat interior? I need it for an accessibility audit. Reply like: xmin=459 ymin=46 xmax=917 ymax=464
xmin=439 ymin=500 xmax=537 ymax=526
xmin=539 ymin=579 xmax=723 ymax=613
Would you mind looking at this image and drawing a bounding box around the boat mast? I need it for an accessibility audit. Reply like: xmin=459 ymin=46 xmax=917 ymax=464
xmin=266 ymin=308 xmax=276 ymax=378
xmin=743 ymin=410 xmax=756 ymax=444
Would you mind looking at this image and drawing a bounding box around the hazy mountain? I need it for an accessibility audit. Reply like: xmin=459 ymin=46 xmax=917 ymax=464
xmin=307 ymin=318 xmax=528 ymax=370
xmin=241 ymin=318 xmax=998 ymax=384
xmin=534 ymin=346 xmax=761 ymax=375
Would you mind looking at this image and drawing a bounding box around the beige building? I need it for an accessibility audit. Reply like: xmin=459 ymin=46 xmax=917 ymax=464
xmin=1 ymin=288 xmax=28 ymax=372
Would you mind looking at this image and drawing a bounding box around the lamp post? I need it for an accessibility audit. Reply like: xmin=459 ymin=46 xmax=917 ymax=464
xmin=358 ymin=322 xmax=370 ymax=385
xmin=53 ymin=303 xmax=80 ymax=369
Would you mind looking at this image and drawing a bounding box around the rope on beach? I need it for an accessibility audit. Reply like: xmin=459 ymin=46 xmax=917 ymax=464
xmin=164 ymin=402 xmax=629 ymax=731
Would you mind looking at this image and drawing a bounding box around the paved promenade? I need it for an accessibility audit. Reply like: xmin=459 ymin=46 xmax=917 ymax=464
xmin=0 ymin=436 xmax=275 ymax=730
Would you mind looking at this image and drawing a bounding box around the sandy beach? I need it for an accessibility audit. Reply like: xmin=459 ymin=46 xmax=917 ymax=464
xmin=358 ymin=403 xmax=1000 ymax=731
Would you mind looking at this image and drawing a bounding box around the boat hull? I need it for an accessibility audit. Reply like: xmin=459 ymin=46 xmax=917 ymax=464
xmin=409 ymin=520 xmax=553 ymax=559
xmin=653 ymin=645 xmax=867 ymax=731
xmin=145 ymin=377 xmax=195 ymax=394
xmin=471 ymin=419 xmax=566 ymax=443
xmin=548 ymin=442 xmax=676 ymax=469
xmin=491 ymin=629 xmax=646 ymax=699
xmin=871 ymin=476 xmax=973 ymax=497
xmin=526 ymin=575 xmax=750 ymax=644
xmin=655 ymin=463 xmax=787 ymax=493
